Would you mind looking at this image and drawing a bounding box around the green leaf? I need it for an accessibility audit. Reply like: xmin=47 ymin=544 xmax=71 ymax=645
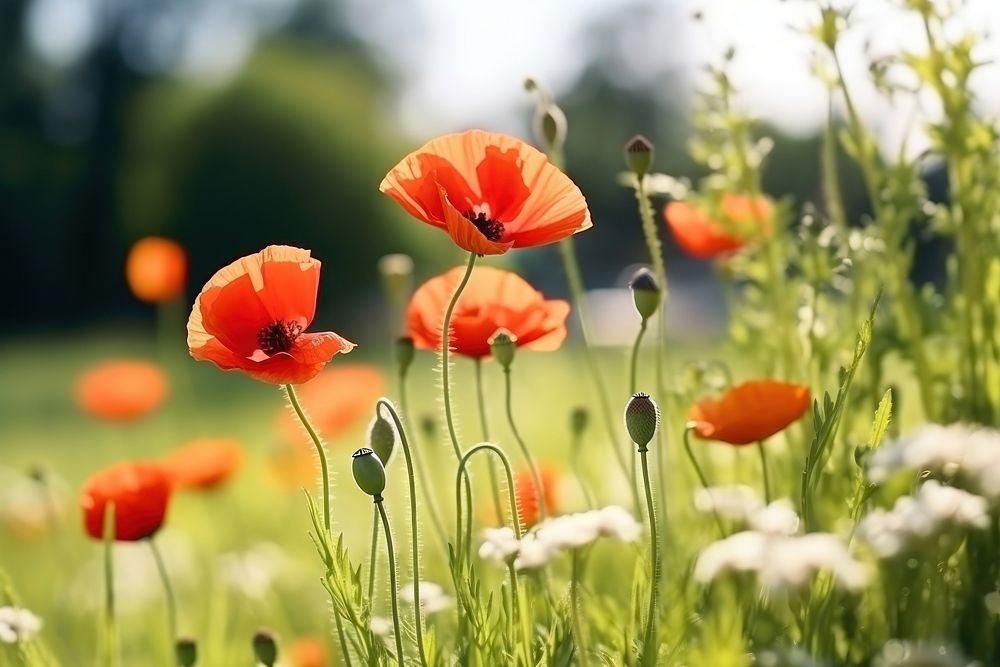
xmin=868 ymin=388 xmax=894 ymax=449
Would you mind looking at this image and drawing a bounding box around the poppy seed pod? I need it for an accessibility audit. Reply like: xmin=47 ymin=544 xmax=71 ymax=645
xmin=489 ymin=329 xmax=518 ymax=370
xmin=352 ymin=448 xmax=386 ymax=498
xmin=368 ymin=413 xmax=396 ymax=466
xmin=176 ymin=638 xmax=197 ymax=667
xmin=625 ymin=135 xmax=654 ymax=178
xmin=629 ymin=268 xmax=661 ymax=321
xmin=252 ymin=629 xmax=278 ymax=667
xmin=395 ymin=336 xmax=415 ymax=375
xmin=626 ymin=393 xmax=659 ymax=451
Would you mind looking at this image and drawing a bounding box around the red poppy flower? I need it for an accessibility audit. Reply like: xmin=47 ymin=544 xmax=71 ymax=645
xmin=407 ymin=266 xmax=569 ymax=358
xmin=514 ymin=465 xmax=560 ymax=528
xmin=163 ymin=439 xmax=243 ymax=490
xmin=126 ymin=237 xmax=188 ymax=303
xmin=75 ymin=360 xmax=169 ymax=422
xmin=688 ymin=380 xmax=811 ymax=445
xmin=277 ymin=364 xmax=386 ymax=443
xmin=664 ymin=194 xmax=774 ymax=259
xmin=380 ymin=130 xmax=591 ymax=255
xmin=80 ymin=462 xmax=173 ymax=541
xmin=187 ymin=246 xmax=356 ymax=385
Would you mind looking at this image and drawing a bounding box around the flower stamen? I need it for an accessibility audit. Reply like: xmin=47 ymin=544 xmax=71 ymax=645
xmin=465 ymin=212 xmax=505 ymax=242
xmin=257 ymin=320 xmax=303 ymax=355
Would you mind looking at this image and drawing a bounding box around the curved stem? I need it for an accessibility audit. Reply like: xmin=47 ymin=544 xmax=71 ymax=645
xmin=682 ymin=428 xmax=725 ymax=537
xmin=503 ymin=366 xmax=546 ymax=522
xmin=398 ymin=370 xmax=447 ymax=545
xmin=757 ymin=440 xmax=772 ymax=504
xmin=375 ymin=500 xmax=405 ymax=667
xmin=571 ymin=550 xmax=590 ymax=667
xmin=149 ymin=539 xmax=177 ymax=652
xmin=638 ymin=448 xmax=659 ymax=666
xmin=366 ymin=512 xmax=379 ymax=600
xmin=376 ymin=399 xmax=427 ymax=666
xmin=474 ymin=358 xmax=505 ymax=524
xmin=284 ymin=384 xmax=331 ymax=531
xmin=629 ymin=319 xmax=648 ymax=395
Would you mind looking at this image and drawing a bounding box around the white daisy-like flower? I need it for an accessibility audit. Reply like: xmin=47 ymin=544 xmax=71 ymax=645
xmin=513 ymin=533 xmax=557 ymax=570
xmin=0 ymin=606 xmax=42 ymax=644
xmin=858 ymin=481 xmax=989 ymax=558
xmin=749 ymin=499 xmax=801 ymax=536
xmin=593 ymin=505 xmax=642 ymax=542
xmin=398 ymin=581 xmax=453 ymax=614
xmin=694 ymin=485 xmax=764 ymax=521
xmin=535 ymin=514 xmax=599 ymax=551
xmin=694 ymin=531 xmax=768 ymax=583
xmin=369 ymin=616 xmax=392 ymax=638
xmin=478 ymin=527 xmax=519 ymax=563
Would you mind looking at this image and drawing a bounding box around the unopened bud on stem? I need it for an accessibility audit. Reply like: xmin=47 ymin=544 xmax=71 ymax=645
xmin=176 ymin=638 xmax=197 ymax=667
xmin=252 ymin=630 xmax=278 ymax=667
xmin=368 ymin=411 xmax=396 ymax=467
xmin=629 ymin=268 xmax=661 ymax=321
xmin=395 ymin=336 xmax=415 ymax=376
xmin=625 ymin=135 xmax=655 ymax=178
xmin=625 ymin=393 xmax=659 ymax=451
xmin=489 ymin=329 xmax=517 ymax=370
xmin=352 ymin=448 xmax=386 ymax=498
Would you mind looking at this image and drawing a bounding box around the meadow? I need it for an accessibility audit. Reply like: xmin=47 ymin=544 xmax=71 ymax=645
xmin=2 ymin=2 xmax=1000 ymax=666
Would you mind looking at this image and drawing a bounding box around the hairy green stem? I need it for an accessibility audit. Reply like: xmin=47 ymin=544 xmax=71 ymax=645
xmin=757 ymin=440 xmax=772 ymax=504
xmin=638 ymin=447 xmax=659 ymax=666
xmin=571 ymin=550 xmax=590 ymax=667
xmin=375 ymin=500 xmax=405 ymax=667
xmin=682 ymin=428 xmax=725 ymax=537
xmin=474 ymin=358 xmax=505 ymax=524
xmin=367 ymin=513 xmax=379 ymax=600
xmin=284 ymin=384 xmax=331 ymax=531
xmin=398 ymin=369 xmax=447 ymax=545
xmin=503 ymin=366 xmax=546 ymax=522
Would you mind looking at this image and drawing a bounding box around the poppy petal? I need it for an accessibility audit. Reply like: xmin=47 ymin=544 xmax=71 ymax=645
xmin=476 ymin=145 xmax=530 ymax=221
xmin=440 ymin=188 xmax=514 ymax=256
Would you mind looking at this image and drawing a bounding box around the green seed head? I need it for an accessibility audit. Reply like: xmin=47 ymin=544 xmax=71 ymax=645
xmin=489 ymin=328 xmax=517 ymax=370
xmin=625 ymin=392 xmax=659 ymax=450
xmin=629 ymin=267 xmax=661 ymax=321
xmin=368 ymin=412 xmax=396 ymax=467
xmin=176 ymin=638 xmax=197 ymax=667
xmin=352 ymin=448 xmax=386 ymax=497
xmin=252 ymin=629 xmax=278 ymax=667
xmin=624 ymin=135 xmax=654 ymax=178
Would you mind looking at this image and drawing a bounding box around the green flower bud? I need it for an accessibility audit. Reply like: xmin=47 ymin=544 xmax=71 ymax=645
xmin=252 ymin=629 xmax=278 ymax=667
xmin=352 ymin=448 xmax=386 ymax=498
xmin=368 ymin=412 xmax=396 ymax=467
xmin=176 ymin=638 xmax=198 ymax=667
xmin=569 ymin=406 xmax=589 ymax=439
xmin=625 ymin=392 xmax=659 ymax=451
xmin=488 ymin=328 xmax=517 ymax=370
xmin=395 ymin=336 xmax=415 ymax=375
xmin=534 ymin=104 xmax=567 ymax=156
xmin=624 ymin=135 xmax=654 ymax=178
xmin=629 ymin=268 xmax=661 ymax=321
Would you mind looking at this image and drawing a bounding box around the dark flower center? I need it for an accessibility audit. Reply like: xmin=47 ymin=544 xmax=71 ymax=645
xmin=257 ymin=320 xmax=303 ymax=355
xmin=464 ymin=211 xmax=505 ymax=242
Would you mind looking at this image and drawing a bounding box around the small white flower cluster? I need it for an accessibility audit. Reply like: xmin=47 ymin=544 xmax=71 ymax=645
xmin=857 ymin=480 xmax=989 ymax=558
xmin=867 ymin=424 xmax=1000 ymax=497
xmin=694 ymin=486 xmax=800 ymax=535
xmin=478 ymin=506 xmax=641 ymax=570
xmin=0 ymin=606 xmax=42 ymax=644
xmin=398 ymin=581 xmax=452 ymax=614
xmin=694 ymin=499 xmax=867 ymax=591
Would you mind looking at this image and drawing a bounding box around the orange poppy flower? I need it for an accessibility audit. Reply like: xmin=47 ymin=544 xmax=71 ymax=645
xmin=287 ymin=637 xmax=327 ymax=667
xmin=664 ymin=194 xmax=774 ymax=260
xmin=407 ymin=266 xmax=569 ymax=358
xmin=75 ymin=360 xmax=168 ymax=422
xmin=278 ymin=364 xmax=386 ymax=443
xmin=187 ymin=246 xmax=356 ymax=385
xmin=80 ymin=462 xmax=173 ymax=541
xmin=688 ymin=380 xmax=811 ymax=445
xmin=125 ymin=237 xmax=188 ymax=303
xmin=163 ymin=439 xmax=243 ymax=490
xmin=380 ymin=130 xmax=591 ymax=255
xmin=514 ymin=465 xmax=560 ymax=528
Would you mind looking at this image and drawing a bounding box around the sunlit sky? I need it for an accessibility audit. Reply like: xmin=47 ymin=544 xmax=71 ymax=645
xmin=24 ymin=0 xmax=1000 ymax=154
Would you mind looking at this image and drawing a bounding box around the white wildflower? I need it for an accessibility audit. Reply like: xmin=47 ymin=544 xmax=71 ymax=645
xmin=694 ymin=485 xmax=764 ymax=521
xmin=749 ymin=499 xmax=801 ymax=536
xmin=858 ymin=481 xmax=989 ymax=558
xmin=398 ymin=581 xmax=452 ymax=614
xmin=513 ymin=533 xmax=556 ymax=570
xmin=535 ymin=514 xmax=599 ymax=551
xmin=370 ymin=616 xmax=392 ymax=638
xmin=478 ymin=527 xmax=519 ymax=563
xmin=593 ymin=505 xmax=642 ymax=542
xmin=0 ymin=606 xmax=42 ymax=644
xmin=695 ymin=531 xmax=867 ymax=591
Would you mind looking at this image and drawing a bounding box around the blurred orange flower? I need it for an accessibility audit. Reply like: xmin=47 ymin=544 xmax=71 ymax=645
xmin=125 ymin=237 xmax=188 ymax=303
xmin=278 ymin=364 xmax=386 ymax=443
xmin=75 ymin=360 xmax=168 ymax=422
xmin=287 ymin=637 xmax=327 ymax=667
xmin=266 ymin=442 xmax=318 ymax=489
xmin=80 ymin=462 xmax=172 ymax=541
xmin=663 ymin=194 xmax=774 ymax=260
xmin=163 ymin=439 xmax=243 ymax=490
xmin=407 ymin=266 xmax=569 ymax=358
xmin=514 ymin=465 xmax=560 ymax=528
xmin=380 ymin=130 xmax=591 ymax=255
xmin=688 ymin=380 xmax=811 ymax=445
xmin=187 ymin=246 xmax=355 ymax=385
